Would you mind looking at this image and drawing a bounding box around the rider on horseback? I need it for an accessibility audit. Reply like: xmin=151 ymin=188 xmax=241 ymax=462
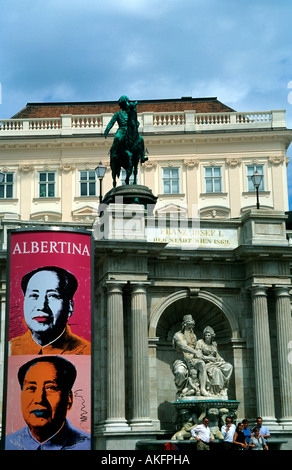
xmin=104 ymin=95 xmax=148 ymax=187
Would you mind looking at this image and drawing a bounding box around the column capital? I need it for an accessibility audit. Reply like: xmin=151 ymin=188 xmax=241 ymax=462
xmin=129 ymin=281 xmax=151 ymax=292
xmin=105 ymin=280 xmax=126 ymax=292
xmin=273 ymin=285 xmax=291 ymax=297
xmin=249 ymin=284 xmax=270 ymax=296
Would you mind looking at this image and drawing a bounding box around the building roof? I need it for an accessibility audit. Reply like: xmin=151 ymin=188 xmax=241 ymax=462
xmin=11 ymin=97 xmax=235 ymax=119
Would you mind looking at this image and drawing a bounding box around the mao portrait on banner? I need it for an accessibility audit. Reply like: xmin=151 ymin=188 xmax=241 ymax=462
xmin=3 ymin=229 xmax=93 ymax=450
xmin=8 ymin=231 xmax=92 ymax=356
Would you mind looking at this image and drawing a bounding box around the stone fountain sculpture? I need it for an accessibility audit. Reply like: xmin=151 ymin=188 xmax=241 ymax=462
xmin=171 ymin=314 xmax=238 ymax=441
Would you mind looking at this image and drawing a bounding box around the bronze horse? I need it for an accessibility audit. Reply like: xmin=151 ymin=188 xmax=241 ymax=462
xmin=104 ymin=96 xmax=147 ymax=187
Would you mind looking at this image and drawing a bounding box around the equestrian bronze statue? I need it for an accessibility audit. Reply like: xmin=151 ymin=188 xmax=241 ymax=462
xmin=104 ymin=96 xmax=148 ymax=187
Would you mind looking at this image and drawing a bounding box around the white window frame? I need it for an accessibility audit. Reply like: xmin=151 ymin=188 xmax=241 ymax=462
xmin=38 ymin=171 xmax=56 ymax=198
xmin=0 ymin=172 xmax=14 ymax=198
xmin=162 ymin=167 xmax=180 ymax=194
xmin=204 ymin=166 xmax=222 ymax=193
xmin=79 ymin=170 xmax=97 ymax=196
xmin=246 ymin=164 xmax=265 ymax=192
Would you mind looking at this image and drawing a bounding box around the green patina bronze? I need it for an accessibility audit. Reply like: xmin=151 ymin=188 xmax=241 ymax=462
xmin=104 ymin=95 xmax=148 ymax=187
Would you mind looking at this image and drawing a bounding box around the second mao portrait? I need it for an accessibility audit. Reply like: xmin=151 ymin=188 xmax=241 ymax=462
xmin=5 ymin=355 xmax=91 ymax=449
xmin=8 ymin=230 xmax=92 ymax=356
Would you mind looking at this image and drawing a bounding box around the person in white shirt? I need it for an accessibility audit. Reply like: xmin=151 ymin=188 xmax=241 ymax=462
xmin=191 ymin=417 xmax=213 ymax=450
xmin=221 ymin=416 xmax=236 ymax=450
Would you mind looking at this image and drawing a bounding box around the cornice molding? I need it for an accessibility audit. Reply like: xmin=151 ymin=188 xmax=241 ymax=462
xmin=0 ymin=128 xmax=291 ymax=151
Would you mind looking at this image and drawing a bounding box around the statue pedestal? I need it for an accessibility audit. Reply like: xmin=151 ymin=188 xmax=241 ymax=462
xmin=96 ymin=185 xmax=158 ymax=242
xmin=102 ymin=184 xmax=157 ymax=208
xmin=172 ymin=399 xmax=240 ymax=434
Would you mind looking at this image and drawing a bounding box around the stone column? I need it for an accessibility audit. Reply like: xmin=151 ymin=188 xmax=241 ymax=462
xmin=105 ymin=281 xmax=129 ymax=430
xmin=274 ymin=286 xmax=292 ymax=425
xmin=130 ymin=282 xmax=153 ymax=429
xmin=250 ymin=285 xmax=276 ymax=426
xmin=231 ymin=338 xmax=246 ymax=419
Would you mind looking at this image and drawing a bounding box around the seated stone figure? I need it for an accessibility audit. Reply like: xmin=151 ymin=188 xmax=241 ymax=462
xmin=172 ymin=316 xmax=233 ymax=399
xmin=195 ymin=326 xmax=233 ymax=397
xmin=172 ymin=315 xmax=209 ymax=398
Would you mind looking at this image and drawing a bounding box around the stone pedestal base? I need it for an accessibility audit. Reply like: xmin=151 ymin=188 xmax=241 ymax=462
xmin=172 ymin=399 xmax=240 ymax=431
xmin=96 ymin=185 xmax=158 ymax=241
xmin=102 ymin=184 xmax=157 ymax=208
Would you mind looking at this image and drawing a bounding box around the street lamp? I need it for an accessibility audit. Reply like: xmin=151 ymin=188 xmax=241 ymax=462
xmin=95 ymin=162 xmax=106 ymax=203
xmin=251 ymin=170 xmax=263 ymax=209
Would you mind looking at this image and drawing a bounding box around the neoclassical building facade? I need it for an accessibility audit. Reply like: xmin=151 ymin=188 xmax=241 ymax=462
xmin=1 ymin=97 xmax=292 ymax=449
xmin=0 ymin=97 xmax=290 ymax=222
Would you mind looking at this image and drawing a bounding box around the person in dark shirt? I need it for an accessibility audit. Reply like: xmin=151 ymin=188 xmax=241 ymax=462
xmin=233 ymin=423 xmax=248 ymax=450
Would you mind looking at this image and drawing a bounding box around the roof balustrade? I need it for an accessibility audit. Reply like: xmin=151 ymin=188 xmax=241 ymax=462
xmin=0 ymin=109 xmax=287 ymax=136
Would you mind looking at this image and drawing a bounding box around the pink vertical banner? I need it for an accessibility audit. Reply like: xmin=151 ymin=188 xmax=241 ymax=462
xmin=3 ymin=229 xmax=93 ymax=450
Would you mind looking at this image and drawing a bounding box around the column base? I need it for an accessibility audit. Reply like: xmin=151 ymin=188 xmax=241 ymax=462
xmin=130 ymin=418 xmax=155 ymax=431
xmin=278 ymin=418 xmax=292 ymax=429
xmin=260 ymin=417 xmax=278 ymax=428
xmin=100 ymin=418 xmax=131 ymax=433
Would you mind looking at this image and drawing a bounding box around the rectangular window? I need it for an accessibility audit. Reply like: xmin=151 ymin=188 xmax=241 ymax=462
xmin=79 ymin=170 xmax=97 ymax=196
xmin=246 ymin=165 xmax=265 ymax=191
xmin=162 ymin=167 xmax=180 ymax=194
xmin=0 ymin=172 xmax=14 ymax=198
xmin=204 ymin=166 xmax=222 ymax=193
xmin=38 ymin=171 xmax=56 ymax=198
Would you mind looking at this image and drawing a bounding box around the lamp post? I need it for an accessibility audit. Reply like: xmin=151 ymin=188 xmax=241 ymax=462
xmin=251 ymin=170 xmax=263 ymax=209
xmin=95 ymin=162 xmax=106 ymax=203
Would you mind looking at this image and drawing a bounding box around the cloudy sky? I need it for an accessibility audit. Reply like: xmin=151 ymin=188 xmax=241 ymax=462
xmin=1 ymin=0 xmax=292 ymax=204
